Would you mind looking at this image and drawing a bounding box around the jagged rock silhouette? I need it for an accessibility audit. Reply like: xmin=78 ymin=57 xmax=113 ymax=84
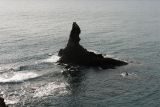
xmin=58 ymin=22 xmax=127 ymax=69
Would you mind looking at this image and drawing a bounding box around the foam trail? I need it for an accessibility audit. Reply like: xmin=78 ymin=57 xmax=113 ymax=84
xmin=33 ymin=82 xmax=67 ymax=98
xmin=0 ymin=72 xmax=38 ymax=83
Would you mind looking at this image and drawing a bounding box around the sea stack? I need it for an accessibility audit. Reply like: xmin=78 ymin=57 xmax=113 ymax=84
xmin=58 ymin=22 xmax=127 ymax=69
xmin=0 ymin=97 xmax=8 ymax=107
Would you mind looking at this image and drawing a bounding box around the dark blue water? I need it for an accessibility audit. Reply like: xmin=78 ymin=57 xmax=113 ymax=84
xmin=0 ymin=0 xmax=160 ymax=107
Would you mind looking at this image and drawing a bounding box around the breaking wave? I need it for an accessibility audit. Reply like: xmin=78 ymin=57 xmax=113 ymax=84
xmin=0 ymin=72 xmax=39 ymax=83
xmin=4 ymin=97 xmax=20 ymax=105
xmin=42 ymin=54 xmax=60 ymax=63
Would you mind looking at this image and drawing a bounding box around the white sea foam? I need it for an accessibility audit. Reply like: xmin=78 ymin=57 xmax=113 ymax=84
xmin=121 ymin=72 xmax=128 ymax=77
xmin=1 ymin=92 xmax=20 ymax=105
xmin=43 ymin=54 xmax=60 ymax=63
xmin=121 ymin=72 xmax=137 ymax=78
xmin=33 ymin=82 xmax=67 ymax=98
xmin=0 ymin=72 xmax=38 ymax=83
xmin=5 ymin=98 xmax=20 ymax=105
xmin=104 ymin=54 xmax=114 ymax=58
xmin=88 ymin=50 xmax=99 ymax=54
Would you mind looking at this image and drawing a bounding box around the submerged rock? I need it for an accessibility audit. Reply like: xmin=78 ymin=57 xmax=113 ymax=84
xmin=58 ymin=22 xmax=127 ymax=69
xmin=0 ymin=97 xmax=8 ymax=107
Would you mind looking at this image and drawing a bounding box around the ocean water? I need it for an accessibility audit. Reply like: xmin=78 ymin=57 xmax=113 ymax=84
xmin=0 ymin=0 xmax=160 ymax=107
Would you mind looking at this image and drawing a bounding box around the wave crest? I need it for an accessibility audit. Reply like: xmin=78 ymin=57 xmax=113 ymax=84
xmin=0 ymin=72 xmax=39 ymax=83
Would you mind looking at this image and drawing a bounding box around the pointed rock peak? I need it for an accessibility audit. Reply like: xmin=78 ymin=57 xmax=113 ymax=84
xmin=67 ymin=22 xmax=81 ymax=46
xmin=71 ymin=22 xmax=81 ymax=34
xmin=58 ymin=22 xmax=128 ymax=69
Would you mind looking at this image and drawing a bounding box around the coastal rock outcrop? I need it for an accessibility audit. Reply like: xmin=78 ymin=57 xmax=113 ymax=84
xmin=58 ymin=22 xmax=127 ymax=69
xmin=0 ymin=97 xmax=8 ymax=107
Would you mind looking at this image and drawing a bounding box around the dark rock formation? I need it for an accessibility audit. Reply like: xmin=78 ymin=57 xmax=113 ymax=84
xmin=58 ymin=22 xmax=127 ymax=69
xmin=0 ymin=97 xmax=8 ymax=107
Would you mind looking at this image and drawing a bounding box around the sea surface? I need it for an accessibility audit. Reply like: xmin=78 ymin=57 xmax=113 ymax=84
xmin=0 ymin=0 xmax=160 ymax=107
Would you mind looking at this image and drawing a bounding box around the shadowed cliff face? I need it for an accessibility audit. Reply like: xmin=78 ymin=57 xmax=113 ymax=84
xmin=58 ymin=22 xmax=127 ymax=69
